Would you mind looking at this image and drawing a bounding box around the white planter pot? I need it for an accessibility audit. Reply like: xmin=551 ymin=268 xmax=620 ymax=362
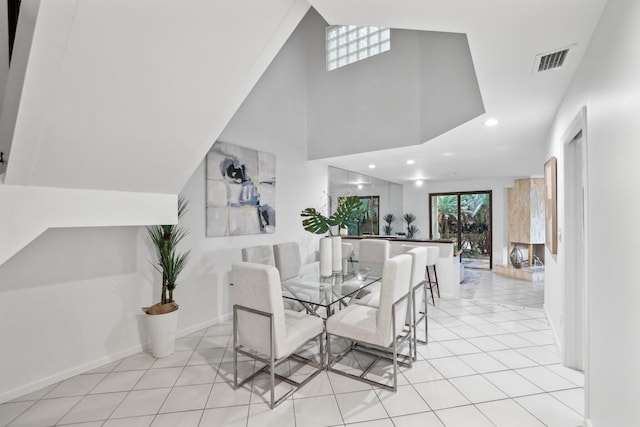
xmin=146 ymin=308 xmax=179 ymax=358
xmin=319 ymin=237 xmax=332 ymax=277
xmin=331 ymin=236 xmax=342 ymax=273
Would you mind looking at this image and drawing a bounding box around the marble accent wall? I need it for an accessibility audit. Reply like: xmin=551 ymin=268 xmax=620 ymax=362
xmin=508 ymin=178 xmax=545 ymax=244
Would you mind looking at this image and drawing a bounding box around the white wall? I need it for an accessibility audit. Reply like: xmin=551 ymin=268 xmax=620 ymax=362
xmin=0 ymin=227 xmax=153 ymax=402
xmin=0 ymin=9 xmax=327 ymax=402
xmin=178 ymin=13 xmax=328 ymax=330
xmin=303 ymin=10 xmax=484 ymax=159
xmin=403 ymin=178 xmax=515 ymax=266
xmin=544 ymin=0 xmax=640 ymax=425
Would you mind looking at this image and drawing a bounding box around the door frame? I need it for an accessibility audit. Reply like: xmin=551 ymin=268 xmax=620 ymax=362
xmin=561 ymin=106 xmax=590 ymax=415
xmin=429 ymin=190 xmax=493 ymax=269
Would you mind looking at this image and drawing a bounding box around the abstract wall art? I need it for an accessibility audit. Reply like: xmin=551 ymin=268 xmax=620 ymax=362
xmin=206 ymin=141 xmax=276 ymax=237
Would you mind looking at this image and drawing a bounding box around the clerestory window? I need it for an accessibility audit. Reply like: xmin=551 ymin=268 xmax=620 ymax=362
xmin=326 ymin=25 xmax=391 ymax=71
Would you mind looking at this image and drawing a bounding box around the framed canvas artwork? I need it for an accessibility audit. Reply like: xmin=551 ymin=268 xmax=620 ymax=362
xmin=206 ymin=141 xmax=276 ymax=237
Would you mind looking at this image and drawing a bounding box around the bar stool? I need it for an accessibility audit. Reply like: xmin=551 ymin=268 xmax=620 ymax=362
xmin=425 ymin=246 xmax=440 ymax=305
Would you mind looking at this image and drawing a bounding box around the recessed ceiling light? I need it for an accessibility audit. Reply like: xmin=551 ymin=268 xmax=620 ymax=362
xmin=368 ymin=164 xmax=376 ymax=169
xmin=357 ymin=184 xmax=363 ymax=189
xmin=484 ymin=118 xmax=499 ymax=127
xmin=415 ymin=180 xmax=423 ymax=187
xmin=406 ymin=160 xmax=415 ymax=165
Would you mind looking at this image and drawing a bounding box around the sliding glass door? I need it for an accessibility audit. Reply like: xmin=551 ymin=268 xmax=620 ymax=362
xmin=430 ymin=191 xmax=492 ymax=269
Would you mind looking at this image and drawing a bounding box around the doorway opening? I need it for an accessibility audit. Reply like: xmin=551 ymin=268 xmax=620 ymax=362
xmin=564 ymin=126 xmax=588 ymax=372
xmin=429 ymin=191 xmax=492 ymax=269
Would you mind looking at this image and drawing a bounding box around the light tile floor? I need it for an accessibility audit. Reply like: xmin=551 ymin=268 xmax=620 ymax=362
xmin=461 ymin=269 xmax=545 ymax=309
xmin=1 ymin=271 xmax=584 ymax=427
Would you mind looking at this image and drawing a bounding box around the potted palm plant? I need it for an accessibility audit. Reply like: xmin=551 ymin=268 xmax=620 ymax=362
xmin=382 ymin=213 xmax=397 ymax=236
xmin=143 ymin=197 xmax=190 ymax=358
xmin=301 ymin=196 xmax=365 ymax=276
xmin=403 ymin=213 xmax=419 ymax=239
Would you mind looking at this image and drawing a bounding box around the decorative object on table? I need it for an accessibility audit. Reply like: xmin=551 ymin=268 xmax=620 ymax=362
xmin=341 ymin=242 xmax=353 ymax=272
xmin=206 ymin=141 xmax=276 ymax=237
xmin=510 ymin=246 xmax=524 ymax=269
xmin=544 ymin=156 xmax=558 ymax=254
xmin=403 ymin=213 xmax=419 ymax=238
xmin=382 ymin=213 xmax=397 ymax=236
xmin=331 ymin=236 xmax=343 ymax=273
xmin=301 ymin=196 xmax=366 ymax=276
xmin=143 ymin=197 xmax=190 ymax=358
xmin=319 ymin=237 xmax=332 ymax=277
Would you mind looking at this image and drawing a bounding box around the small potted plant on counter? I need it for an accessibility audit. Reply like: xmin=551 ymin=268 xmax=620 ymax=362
xmin=382 ymin=213 xmax=397 ymax=236
xmin=403 ymin=213 xmax=419 ymax=239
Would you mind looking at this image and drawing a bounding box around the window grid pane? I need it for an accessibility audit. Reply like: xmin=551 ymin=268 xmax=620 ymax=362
xmin=326 ymin=25 xmax=390 ymax=71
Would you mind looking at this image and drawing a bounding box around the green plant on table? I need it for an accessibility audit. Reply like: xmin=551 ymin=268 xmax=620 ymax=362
xmin=300 ymin=195 xmax=366 ymax=236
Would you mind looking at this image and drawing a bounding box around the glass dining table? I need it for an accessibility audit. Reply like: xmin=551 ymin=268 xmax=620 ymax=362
xmin=281 ymin=260 xmax=383 ymax=318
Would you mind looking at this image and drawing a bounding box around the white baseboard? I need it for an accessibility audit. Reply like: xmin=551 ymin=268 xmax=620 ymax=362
xmin=0 ymin=312 xmax=232 ymax=404
xmin=177 ymin=312 xmax=232 ymax=338
xmin=0 ymin=342 xmax=145 ymax=404
xmin=543 ymin=304 xmax=563 ymax=355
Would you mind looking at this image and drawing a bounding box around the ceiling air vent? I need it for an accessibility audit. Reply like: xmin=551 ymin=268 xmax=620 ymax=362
xmin=534 ymin=46 xmax=573 ymax=72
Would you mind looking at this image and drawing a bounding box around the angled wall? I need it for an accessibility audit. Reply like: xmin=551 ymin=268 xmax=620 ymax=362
xmin=0 ymin=0 xmax=310 ymax=265
xmin=0 ymin=4 xmax=327 ymax=403
xmin=303 ymin=10 xmax=484 ymax=159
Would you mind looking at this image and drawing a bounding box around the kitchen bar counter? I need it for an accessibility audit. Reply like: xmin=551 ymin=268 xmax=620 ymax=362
xmin=342 ymin=235 xmax=460 ymax=298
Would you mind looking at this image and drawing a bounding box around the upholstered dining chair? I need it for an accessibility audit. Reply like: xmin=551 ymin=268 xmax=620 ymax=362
xmin=325 ymin=254 xmax=413 ymax=391
xmin=241 ymin=245 xmax=275 ymax=266
xmin=353 ymin=239 xmax=390 ymax=301
xmin=406 ymin=247 xmax=428 ymax=357
xmin=357 ymin=239 xmax=390 ymax=268
xmin=242 ymin=244 xmax=303 ymax=311
xmin=355 ymin=246 xmax=428 ymax=360
xmin=273 ymin=242 xmax=311 ymax=312
xmin=273 ymin=242 xmax=302 ymax=281
xmin=232 ymin=262 xmax=324 ymax=408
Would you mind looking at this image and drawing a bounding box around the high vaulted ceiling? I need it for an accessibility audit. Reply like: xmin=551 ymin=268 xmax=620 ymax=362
xmin=310 ymin=0 xmax=607 ymax=184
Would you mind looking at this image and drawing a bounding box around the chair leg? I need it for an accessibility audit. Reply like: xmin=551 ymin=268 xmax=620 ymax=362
xmin=319 ymin=331 xmax=325 ymax=369
xmin=233 ymin=307 xmax=238 ymax=389
xmin=269 ymin=314 xmax=275 ymax=409
xmin=412 ymin=288 xmax=417 ymax=361
xmin=433 ymin=265 xmax=440 ymax=298
xmin=426 ymin=267 xmax=435 ymax=305
xmin=423 ymin=282 xmax=428 ymax=344
xmin=415 ymin=281 xmax=429 ymax=345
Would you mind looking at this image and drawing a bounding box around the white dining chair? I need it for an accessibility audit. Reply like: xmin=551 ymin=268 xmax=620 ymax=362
xmin=325 ymin=254 xmax=413 ymax=391
xmin=355 ymin=246 xmax=427 ymax=360
xmin=358 ymin=239 xmax=390 ymax=267
xmin=353 ymin=239 xmax=390 ymax=301
xmin=242 ymin=244 xmax=303 ymax=311
xmin=273 ymin=242 xmax=302 ymax=281
xmin=406 ymin=247 xmax=428 ymax=358
xmin=241 ymin=245 xmax=276 ymax=266
xmin=232 ymin=262 xmax=324 ymax=408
